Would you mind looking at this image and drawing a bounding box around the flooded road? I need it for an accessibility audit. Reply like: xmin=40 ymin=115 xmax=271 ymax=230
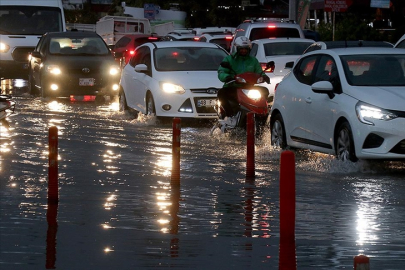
xmin=1 ymin=96 xmax=405 ymax=269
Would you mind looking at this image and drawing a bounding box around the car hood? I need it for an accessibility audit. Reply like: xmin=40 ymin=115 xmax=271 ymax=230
xmin=156 ymin=71 xmax=223 ymax=89
xmin=347 ymin=86 xmax=405 ymax=110
xmin=265 ymin=55 xmax=299 ymax=76
xmin=47 ymin=55 xmax=117 ymax=68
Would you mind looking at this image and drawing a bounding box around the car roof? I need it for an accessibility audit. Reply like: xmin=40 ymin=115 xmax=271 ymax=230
xmin=44 ymin=31 xmax=101 ymax=38
xmin=311 ymin=40 xmax=393 ymax=49
xmin=252 ymin=38 xmax=315 ymax=44
xmin=149 ymin=41 xmax=222 ymax=49
xmin=308 ymin=47 xmax=404 ymax=56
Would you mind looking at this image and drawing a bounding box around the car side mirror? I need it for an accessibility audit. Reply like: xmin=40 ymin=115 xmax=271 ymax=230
xmin=134 ymin=64 xmax=148 ymax=73
xmin=311 ymin=81 xmax=335 ymax=99
xmin=31 ymin=51 xmax=41 ymax=58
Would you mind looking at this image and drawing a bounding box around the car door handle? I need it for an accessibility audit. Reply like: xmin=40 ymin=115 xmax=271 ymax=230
xmin=305 ymin=97 xmax=312 ymax=103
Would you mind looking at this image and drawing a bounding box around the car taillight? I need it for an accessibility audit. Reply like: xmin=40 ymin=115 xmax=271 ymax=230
xmin=225 ymin=36 xmax=233 ymax=40
xmin=267 ymin=25 xmax=276 ymax=29
xmin=148 ymin=37 xmax=158 ymax=40
xmin=129 ymin=50 xmax=135 ymax=55
xmin=193 ymin=37 xmax=200 ymax=41
xmin=261 ymin=63 xmax=274 ymax=73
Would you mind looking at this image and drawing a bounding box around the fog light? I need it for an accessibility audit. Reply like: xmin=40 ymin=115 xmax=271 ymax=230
xmin=162 ymin=104 xmax=171 ymax=111
xmin=112 ymin=84 xmax=119 ymax=91
xmin=50 ymin=84 xmax=58 ymax=91
xmin=178 ymin=99 xmax=193 ymax=113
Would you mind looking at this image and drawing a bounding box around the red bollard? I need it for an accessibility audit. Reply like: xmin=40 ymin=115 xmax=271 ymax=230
xmin=48 ymin=126 xmax=58 ymax=203
xmin=46 ymin=202 xmax=58 ymax=269
xmin=171 ymin=118 xmax=181 ymax=186
xmin=279 ymin=150 xmax=297 ymax=270
xmin=246 ymin=112 xmax=255 ymax=178
xmin=354 ymin=254 xmax=370 ymax=270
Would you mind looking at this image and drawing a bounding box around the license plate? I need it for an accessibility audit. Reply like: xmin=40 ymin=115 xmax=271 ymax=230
xmin=79 ymin=78 xmax=95 ymax=86
xmin=197 ymin=99 xmax=216 ymax=107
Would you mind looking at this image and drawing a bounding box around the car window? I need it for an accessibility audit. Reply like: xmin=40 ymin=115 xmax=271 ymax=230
xmin=129 ymin=46 xmax=149 ymax=68
xmin=341 ymin=54 xmax=405 ymax=86
xmin=396 ymin=40 xmax=405 ymax=49
xmin=154 ymin=47 xmax=228 ymax=71
xmin=250 ymin=43 xmax=258 ymax=56
xmin=264 ymin=42 xmax=314 ymax=56
xmin=314 ymin=55 xmax=341 ymax=92
xmin=294 ymin=55 xmax=318 ymax=85
xmin=115 ymin=36 xmax=131 ymax=49
xmin=199 ymin=37 xmax=207 ymax=42
xmin=51 ymin=36 xmax=109 ymax=55
xmin=249 ymin=27 xmax=301 ymax=41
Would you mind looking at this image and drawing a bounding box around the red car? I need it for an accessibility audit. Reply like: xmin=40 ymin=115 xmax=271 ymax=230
xmin=111 ymin=34 xmax=161 ymax=67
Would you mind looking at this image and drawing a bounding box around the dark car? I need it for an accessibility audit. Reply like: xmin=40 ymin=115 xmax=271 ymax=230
xmin=28 ymin=31 xmax=120 ymax=98
xmin=111 ymin=34 xmax=162 ymax=67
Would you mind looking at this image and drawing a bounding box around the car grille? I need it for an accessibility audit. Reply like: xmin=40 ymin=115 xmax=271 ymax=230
xmin=389 ymin=140 xmax=405 ymax=154
xmin=190 ymin=88 xmax=219 ymax=95
xmin=12 ymin=47 xmax=35 ymax=62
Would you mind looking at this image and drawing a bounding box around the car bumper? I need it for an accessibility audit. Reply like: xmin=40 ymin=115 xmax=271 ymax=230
xmin=41 ymin=76 xmax=120 ymax=97
xmin=355 ymin=118 xmax=405 ymax=160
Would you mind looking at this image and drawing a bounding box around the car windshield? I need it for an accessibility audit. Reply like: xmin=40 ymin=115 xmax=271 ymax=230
xmin=249 ymin=27 xmax=301 ymax=40
xmin=341 ymin=54 xmax=405 ymax=86
xmin=49 ymin=37 xmax=110 ymax=55
xmin=264 ymin=42 xmax=314 ymax=56
xmin=155 ymin=47 xmax=228 ymax=71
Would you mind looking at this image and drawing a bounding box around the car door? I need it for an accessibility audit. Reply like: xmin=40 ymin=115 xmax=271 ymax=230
xmin=283 ymin=54 xmax=318 ymax=146
xmin=125 ymin=46 xmax=151 ymax=112
xmin=305 ymin=55 xmax=340 ymax=150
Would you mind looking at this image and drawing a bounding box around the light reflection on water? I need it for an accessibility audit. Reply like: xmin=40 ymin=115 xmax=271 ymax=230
xmin=1 ymin=97 xmax=405 ymax=269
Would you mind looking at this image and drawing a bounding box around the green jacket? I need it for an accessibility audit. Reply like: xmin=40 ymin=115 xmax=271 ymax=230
xmin=218 ymin=52 xmax=263 ymax=88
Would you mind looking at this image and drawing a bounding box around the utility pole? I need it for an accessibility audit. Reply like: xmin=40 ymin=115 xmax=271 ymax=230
xmin=289 ymin=0 xmax=297 ymax=22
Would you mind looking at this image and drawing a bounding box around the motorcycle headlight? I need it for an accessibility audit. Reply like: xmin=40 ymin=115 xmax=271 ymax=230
xmin=0 ymin=42 xmax=10 ymax=53
xmin=109 ymin=65 xmax=120 ymax=76
xmin=356 ymin=101 xmax=397 ymax=125
xmin=45 ymin=65 xmax=61 ymax=75
xmin=242 ymin=89 xmax=262 ymax=101
xmin=160 ymin=82 xmax=185 ymax=94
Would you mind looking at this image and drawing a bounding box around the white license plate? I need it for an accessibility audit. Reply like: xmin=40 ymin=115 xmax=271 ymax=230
xmin=79 ymin=78 xmax=95 ymax=86
xmin=197 ymin=99 xmax=216 ymax=107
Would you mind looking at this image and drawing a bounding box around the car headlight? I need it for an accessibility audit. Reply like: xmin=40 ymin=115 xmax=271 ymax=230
xmin=160 ymin=82 xmax=185 ymax=94
xmin=242 ymin=89 xmax=262 ymax=101
xmin=109 ymin=65 xmax=120 ymax=76
xmin=356 ymin=101 xmax=397 ymax=125
xmin=0 ymin=42 xmax=10 ymax=53
xmin=45 ymin=65 xmax=61 ymax=75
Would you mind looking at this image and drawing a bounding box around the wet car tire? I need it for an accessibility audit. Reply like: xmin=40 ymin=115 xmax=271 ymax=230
xmin=271 ymin=113 xmax=287 ymax=149
xmin=146 ymin=93 xmax=156 ymax=116
xmin=335 ymin=121 xmax=358 ymax=162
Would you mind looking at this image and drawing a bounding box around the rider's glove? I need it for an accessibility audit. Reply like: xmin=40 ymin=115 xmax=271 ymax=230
xmin=262 ymin=74 xmax=270 ymax=84
xmin=225 ymin=75 xmax=234 ymax=83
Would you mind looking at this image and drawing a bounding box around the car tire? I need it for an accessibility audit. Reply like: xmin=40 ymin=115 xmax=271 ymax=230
xmin=271 ymin=113 xmax=287 ymax=149
xmin=146 ymin=93 xmax=156 ymax=116
xmin=119 ymin=89 xmax=128 ymax=111
xmin=335 ymin=121 xmax=358 ymax=162
xmin=28 ymin=72 xmax=39 ymax=96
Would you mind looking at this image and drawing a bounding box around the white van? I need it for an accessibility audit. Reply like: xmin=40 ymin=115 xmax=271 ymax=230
xmin=0 ymin=0 xmax=66 ymax=83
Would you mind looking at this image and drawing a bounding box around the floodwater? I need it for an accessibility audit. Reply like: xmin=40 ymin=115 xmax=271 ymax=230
xmin=1 ymin=96 xmax=405 ymax=270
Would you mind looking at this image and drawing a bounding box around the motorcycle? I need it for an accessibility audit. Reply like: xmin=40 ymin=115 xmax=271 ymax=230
xmin=0 ymin=94 xmax=16 ymax=126
xmin=210 ymin=61 xmax=275 ymax=136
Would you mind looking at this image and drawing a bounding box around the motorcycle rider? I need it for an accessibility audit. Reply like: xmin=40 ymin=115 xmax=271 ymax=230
xmin=217 ymin=36 xmax=269 ymax=126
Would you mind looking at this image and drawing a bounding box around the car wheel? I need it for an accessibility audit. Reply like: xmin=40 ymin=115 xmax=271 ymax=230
xmin=335 ymin=122 xmax=358 ymax=162
xmin=119 ymin=89 xmax=128 ymax=111
xmin=146 ymin=93 xmax=156 ymax=116
xmin=28 ymin=72 xmax=39 ymax=96
xmin=271 ymin=113 xmax=287 ymax=149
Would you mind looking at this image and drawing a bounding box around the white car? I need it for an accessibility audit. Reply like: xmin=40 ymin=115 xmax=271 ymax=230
xmin=270 ymin=47 xmax=405 ymax=161
xmin=250 ymin=38 xmax=315 ymax=103
xmin=198 ymin=32 xmax=234 ymax=52
xmin=119 ymin=41 xmax=229 ymax=119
